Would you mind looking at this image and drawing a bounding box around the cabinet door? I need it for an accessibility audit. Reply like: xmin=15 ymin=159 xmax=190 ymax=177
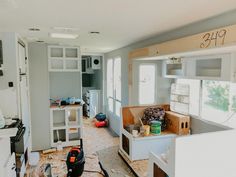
xmin=5 ymin=153 xmax=16 ymax=177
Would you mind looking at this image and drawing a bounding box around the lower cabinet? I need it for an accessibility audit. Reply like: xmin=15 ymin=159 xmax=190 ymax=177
xmin=153 ymin=163 xmax=169 ymax=177
xmin=85 ymin=90 xmax=101 ymax=118
xmin=4 ymin=153 xmax=16 ymax=177
xmin=50 ymin=105 xmax=83 ymax=147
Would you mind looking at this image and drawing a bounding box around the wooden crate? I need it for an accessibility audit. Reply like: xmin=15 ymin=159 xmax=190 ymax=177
xmin=165 ymin=111 xmax=190 ymax=135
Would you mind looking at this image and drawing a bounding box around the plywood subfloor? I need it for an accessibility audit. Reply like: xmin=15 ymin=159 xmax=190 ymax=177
xmin=118 ymin=150 xmax=149 ymax=177
xmin=27 ymin=118 xmax=119 ymax=177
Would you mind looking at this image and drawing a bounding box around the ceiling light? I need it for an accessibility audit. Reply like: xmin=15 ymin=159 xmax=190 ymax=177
xmin=89 ymin=31 xmax=100 ymax=34
xmin=26 ymin=37 xmax=39 ymax=41
xmin=52 ymin=27 xmax=79 ymax=31
xmin=50 ymin=33 xmax=78 ymax=39
xmin=29 ymin=28 xmax=40 ymax=31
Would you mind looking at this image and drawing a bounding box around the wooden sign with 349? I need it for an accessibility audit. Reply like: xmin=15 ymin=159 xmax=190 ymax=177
xmin=200 ymin=29 xmax=227 ymax=48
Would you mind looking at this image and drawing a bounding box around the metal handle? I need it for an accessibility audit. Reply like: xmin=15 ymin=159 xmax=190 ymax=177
xmin=14 ymin=127 xmax=26 ymax=142
xmin=11 ymin=163 xmax=16 ymax=170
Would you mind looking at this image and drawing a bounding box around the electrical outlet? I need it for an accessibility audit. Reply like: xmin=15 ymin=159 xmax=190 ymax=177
xmin=8 ymin=82 xmax=13 ymax=87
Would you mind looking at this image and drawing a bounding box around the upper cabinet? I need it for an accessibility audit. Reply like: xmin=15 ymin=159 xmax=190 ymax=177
xmin=48 ymin=46 xmax=81 ymax=72
xmin=185 ymin=53 xmax=232 ymax=81
xmin=163 ymin=53 xmax=236 ymax=81
xmin=162 ymin=58 xmax=186 ymax=78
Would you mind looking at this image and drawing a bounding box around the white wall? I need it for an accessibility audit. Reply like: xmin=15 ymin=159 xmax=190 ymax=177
xmin=175 ymin=130 xmax=236 ymax=177
xmin=104 ymin=9 xmax=236 ymax=135
xmin=29 ymin=43 xmax=84 ymax=150
xmin=0 ymin=33 xmax=19 ymax=117
xmin=50 ymin=72 xmax=82 ymax=98
xmin=28 ymin=43 xmax=51 ymax=150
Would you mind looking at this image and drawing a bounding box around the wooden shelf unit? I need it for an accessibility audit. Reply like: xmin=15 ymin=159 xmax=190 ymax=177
xmin=50 ymin=105 xmax=83 ymax=147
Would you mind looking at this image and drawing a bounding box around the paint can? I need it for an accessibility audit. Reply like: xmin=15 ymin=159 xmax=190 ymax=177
xmin=150 ymin=121 xmax=161 ymax=135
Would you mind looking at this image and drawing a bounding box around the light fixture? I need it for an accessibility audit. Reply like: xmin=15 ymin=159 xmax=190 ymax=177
xmin=26 ymin=37 xmax=39 ymax=41
xmin=52 ymin=27 xmax=79 ymax=31
xmin=89 ymin=31 xmax=100 ymax=34
xmin=29 ymin=28 xmax=40 ymax=31
xmin=50 ymin=33 xmax=78 ymax=39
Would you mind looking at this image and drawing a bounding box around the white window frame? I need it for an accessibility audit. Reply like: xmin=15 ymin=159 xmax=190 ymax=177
xmin=176 ymin=79 xmax=236 ymax=128
xmin=106 ymin=57 xmax=122 ymax=117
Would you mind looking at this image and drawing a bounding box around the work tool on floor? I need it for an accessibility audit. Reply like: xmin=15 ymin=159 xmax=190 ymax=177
xmin=94 ymin=113 xmax=108 ymax=127
xmin=98 ymin=161 xmax=109 ymax=177
xmin=66 ymin=139 xmax=110 ymax=177
xmin=66 ymin=139 xmax=85 ymax=177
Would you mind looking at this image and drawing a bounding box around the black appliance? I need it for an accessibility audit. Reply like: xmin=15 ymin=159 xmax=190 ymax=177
xmin=4 ymin=118 xmax=26 ymax=177
xmin=82 ymin=73 xmax=93 ymax=87
xmin=66 ymin=139 xmax=85 ymax=177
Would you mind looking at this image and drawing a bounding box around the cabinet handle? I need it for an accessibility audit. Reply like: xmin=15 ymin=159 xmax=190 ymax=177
xmin=12 ymin=163 xmax=16 ymax=170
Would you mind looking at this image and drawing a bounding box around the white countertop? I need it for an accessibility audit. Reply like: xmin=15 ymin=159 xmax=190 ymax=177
xmin=0 ymin=128 xmax=17 ymax=138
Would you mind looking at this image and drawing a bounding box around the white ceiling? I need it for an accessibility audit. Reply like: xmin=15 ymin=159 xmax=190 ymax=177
xmin=0 ymin=0 xmax=236 ymax=53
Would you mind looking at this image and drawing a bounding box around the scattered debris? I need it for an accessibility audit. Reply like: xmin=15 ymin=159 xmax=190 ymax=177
xmin=42 ymin=148 xmax=57 ymax=154
xmin=111 ymin=168 xmax=132 ymax=177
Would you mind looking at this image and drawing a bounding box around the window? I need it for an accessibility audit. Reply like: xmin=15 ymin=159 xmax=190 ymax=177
xmin=107 ymin=59 xmax=113 ymax=112
xmin=176 ymin=79 xmax=236 ymax=128
xmin=106 ymin=57 xmax=121 ymax=117
xmin=138 ymin=64 xmax=156 ymax=105
xmin=201 ymin=81 xmax=230 ymax=123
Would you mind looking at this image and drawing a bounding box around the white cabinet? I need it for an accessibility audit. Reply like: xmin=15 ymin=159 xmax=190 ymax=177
xmin=50 ymin=106 xmax=83 ymax=147
xmin=162 ymin=58 xmax=186 ymax=78
xmin=4 ymin=153 xmax=16 ymax=177
xmin=148 ymin=129 xmax=236 ymax=177
xmin=85 ymin=90 xmax=101 ymax=118
xmin=185 ymin=53 xmax=232 ymax=81
xmin=0 ymin=138 xmax=17 ymax=177
xmin=48 ymin=46 xmax=81 ymax=72
xmin=162 ymin=53 xmax=236 ymax=81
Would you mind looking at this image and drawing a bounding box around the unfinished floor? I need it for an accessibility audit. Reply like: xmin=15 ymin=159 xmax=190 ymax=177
xmin=27 ymin=119 xmax=122 ymax=177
